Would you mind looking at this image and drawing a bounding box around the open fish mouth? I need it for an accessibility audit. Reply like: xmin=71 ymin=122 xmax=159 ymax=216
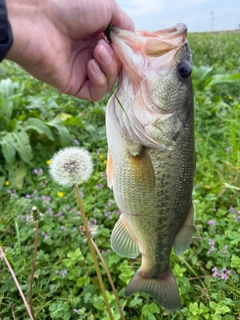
xmin=111 ymin=23 xmax=187 ymax=58
xmin=138 ymin=23 xmax=187 ymax=40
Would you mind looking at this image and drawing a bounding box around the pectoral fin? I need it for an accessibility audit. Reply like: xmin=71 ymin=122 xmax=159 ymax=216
xmin=111 ymin=215 xmax=140 ymax=258
xmin=106 ymin=150 xmax=114 ymax=189
xmin=173 ymin=202 xmax=194 ymax=255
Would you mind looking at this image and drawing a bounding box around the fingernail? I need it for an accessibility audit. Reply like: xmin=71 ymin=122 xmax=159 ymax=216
xmin=99 ymin=45 xmax=112 ymax=64
xmin=91 ymin=60 xmax=101 ymax=74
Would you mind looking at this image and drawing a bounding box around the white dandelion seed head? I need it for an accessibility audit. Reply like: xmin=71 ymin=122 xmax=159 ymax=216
xmin=49 ymin=147 xmax=93 ymax=186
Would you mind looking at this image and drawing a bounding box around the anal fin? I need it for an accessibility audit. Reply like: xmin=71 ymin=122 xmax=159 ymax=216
xmin=110 ymin=215 xmax=140 ymax=258
xmin=174 ymin=202 xmax=194 ymax=255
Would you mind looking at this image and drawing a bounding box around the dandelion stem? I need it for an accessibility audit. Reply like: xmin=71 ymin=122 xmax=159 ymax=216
xmin=90 ymin=238 xmax=125 ymax=320
xmin=29 ymin=220 xmax=39 ymax=320
xmin=0 ymin=245 xmax=34 ymax=320
xmin=74 ymin=183 xmax=114 ymax=320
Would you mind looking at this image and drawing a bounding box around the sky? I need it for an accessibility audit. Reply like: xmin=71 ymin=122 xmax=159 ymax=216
xmin=117 ymin=0 xmax=240 ymax=32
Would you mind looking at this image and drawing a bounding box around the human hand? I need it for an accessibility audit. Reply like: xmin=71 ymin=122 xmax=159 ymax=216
xmin=6 ymin=0 xmax=134 ymax=101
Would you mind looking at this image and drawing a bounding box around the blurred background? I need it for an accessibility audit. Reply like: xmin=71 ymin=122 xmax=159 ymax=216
xmin=117 ymin=0 xmax=240 ymax=32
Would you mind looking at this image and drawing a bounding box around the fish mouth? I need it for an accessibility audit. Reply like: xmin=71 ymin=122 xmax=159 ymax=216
xmin=138 ymin=23 xmax=187 ymax=41
xmin=111 ymin=23 xmax=187 ymax=57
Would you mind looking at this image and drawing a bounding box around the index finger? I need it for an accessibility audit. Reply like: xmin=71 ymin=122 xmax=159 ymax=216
xmin=111 ymin=2 xmax=135 ymax=32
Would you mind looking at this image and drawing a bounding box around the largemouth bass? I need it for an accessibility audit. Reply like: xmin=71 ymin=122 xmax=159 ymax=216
xmin=106 ymin=23 xmax=195 ymax=310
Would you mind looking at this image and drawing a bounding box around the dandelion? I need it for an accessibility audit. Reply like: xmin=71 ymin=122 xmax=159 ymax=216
xmin=103 ymin=159 xmax=107 ymax=165
xmin=49 ymin=147 xmax=93 ymax=186
xmin=5 ymin=181 xmax=9 ymax=186
xmin=49 ymin=147 xmax=115 ymax=318
xmin=57 ymin=192 xmax=64 ymax=197
xmin=46 ymin=160 xmax=51 ymax=165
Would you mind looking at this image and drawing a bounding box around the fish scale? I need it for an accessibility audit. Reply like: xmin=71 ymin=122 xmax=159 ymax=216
xmin=106 ymin=23 xmax=195 ymax=310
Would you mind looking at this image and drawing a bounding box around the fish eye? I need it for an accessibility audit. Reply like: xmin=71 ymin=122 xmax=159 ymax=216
xmin=177 ymin=60 xmax=192 ymax=79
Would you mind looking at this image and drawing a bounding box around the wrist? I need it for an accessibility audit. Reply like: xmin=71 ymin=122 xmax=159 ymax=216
xmin=0 ymin=0 xmax=13 ymax=61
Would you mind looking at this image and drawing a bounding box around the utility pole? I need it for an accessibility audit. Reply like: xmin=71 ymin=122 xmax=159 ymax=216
xmin=210 ymin=11 xmax=215 ymax=32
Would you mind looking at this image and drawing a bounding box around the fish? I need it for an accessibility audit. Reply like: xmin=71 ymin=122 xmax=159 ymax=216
xmin=106 ymin=23 xmax=195 ymax=311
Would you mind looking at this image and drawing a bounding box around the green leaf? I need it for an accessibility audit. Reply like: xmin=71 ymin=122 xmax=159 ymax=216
xmin=0 ymin=132 xmax=16 ymax=164
xmin=141 ymin=306 xmax=157 ymax=320
xmin=25 ymin=117 xmax=54 ymax=140
xmin=210 ymin=301 xmax=231 ymax=315
xmin=0 ymin=98 xmax=14 ymax=121
xmin=76 ymin=275 xmax=90 ymax=287
xmin=0 ymin=176 xmax=5 ymax=190
xmin=26 ymin=97 xmax=48 ymax=118
xmin=6 ymin=160 xmax=27 ymax=190
xmin=230 ymin=255 xmax=240 ymax=273
xmin=66 ymin=248 xmax=84 ymax=261
xmin=149 ymin=302 xmax=160 ymax=314
xmin=0 ymin=79 xmax=16 ymax=98
xmin=47 ymin=117 xmax=71 ymax=146
xmin=223 ymin=315 xmax=236 ymax=320
xmin=212 ymin=315 xmax=222 ymax=320
xmin=0 ymin=79 xmax=17 ymax=121
xmin=11 ymin=124 xmax=33 ymax=164
xmin=194 ymin=66 xmax=213 ymax=81
xmin=65 ymin=116 xmax=84 ymax=127
xmin=207 ymin=73 xmax=240 ymax=87
xmin=46 ymin=97 xmax=60 ymax=110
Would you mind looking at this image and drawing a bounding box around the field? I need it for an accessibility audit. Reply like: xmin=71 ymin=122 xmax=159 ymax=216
xmin=0 ymin=31 xmax=240 ymax=319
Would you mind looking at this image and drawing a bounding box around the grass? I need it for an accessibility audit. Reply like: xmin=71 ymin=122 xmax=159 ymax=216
xmin=0 ymin=30 xmax=240 ymax=319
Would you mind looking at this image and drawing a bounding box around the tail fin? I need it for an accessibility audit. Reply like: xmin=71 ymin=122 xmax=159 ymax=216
xmin=125 ymin=267 xmax=181 ymax=311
